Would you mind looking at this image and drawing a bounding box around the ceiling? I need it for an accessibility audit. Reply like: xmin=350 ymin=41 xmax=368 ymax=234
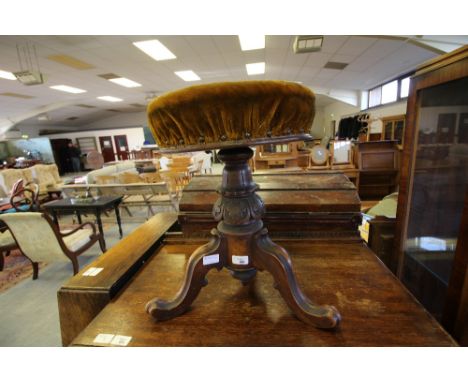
xmin=0 ymin=35 xmax=466 ymax=132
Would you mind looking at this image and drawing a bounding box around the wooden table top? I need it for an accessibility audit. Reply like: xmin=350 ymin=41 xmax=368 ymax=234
xmin=180 ymin=173 xmax=361 ymax=214
xmin=71 ymin=239 xmax=456 ymax=346
xmin=43 ymin=195 xmax=122 ymax=210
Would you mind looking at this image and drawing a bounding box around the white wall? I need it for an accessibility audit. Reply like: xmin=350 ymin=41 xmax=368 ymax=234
xmin=81 ymin=112 xmax=147 ymax=130
xmin=315 ymin=100 xmax=409 ymax=138
xmin=43 ymin=127 xmax=146 ymax=154
xmin=321 ymin=102 xmax=361 ymax=139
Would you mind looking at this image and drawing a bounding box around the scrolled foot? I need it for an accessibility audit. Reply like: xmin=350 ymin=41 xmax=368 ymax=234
xmin=146 ymin=230 xmax=224 ymax=321
xmin=253 ymin=228 xmax=341 ymax=329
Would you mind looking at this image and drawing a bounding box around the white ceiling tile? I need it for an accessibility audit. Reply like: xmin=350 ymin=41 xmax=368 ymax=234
xmin=329 ymin=54 xmax=357 ymax=64
xmin=336 ymin=36 xmax=377 ymax=56
xmin=303 ymin=52 xmax=331 ymax=68
xmin=315 ymin=68 xmax=341 ymax=80
xmin=320 ymin=36 xmax=349 ymax=54
xmin=0 ymin=35 xmax=454 ymax=129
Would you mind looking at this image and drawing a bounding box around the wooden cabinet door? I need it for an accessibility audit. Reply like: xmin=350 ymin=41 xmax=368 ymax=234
xmin=114 ymin=135 xmax=129 ymax=160
xmin=99 ymin=136 xmax=115 ymax=163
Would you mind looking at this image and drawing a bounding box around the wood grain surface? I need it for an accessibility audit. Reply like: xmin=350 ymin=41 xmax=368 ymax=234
xmin=58 ymin=212 xmax=177 ymax=346
xmin=71 ymin=240 xmax=456 ymax=346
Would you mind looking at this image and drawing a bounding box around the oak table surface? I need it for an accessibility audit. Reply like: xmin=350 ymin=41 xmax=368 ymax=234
xmin=71 ymin=240 xmax=456 ymax=346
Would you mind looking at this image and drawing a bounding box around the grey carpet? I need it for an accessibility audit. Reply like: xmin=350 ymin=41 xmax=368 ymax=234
xmin=0 ymin=211 xmax=147 ymax=347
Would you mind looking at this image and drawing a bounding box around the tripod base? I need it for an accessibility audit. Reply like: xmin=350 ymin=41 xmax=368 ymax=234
xmin=146 ymin=147 xmax=340 ymax=329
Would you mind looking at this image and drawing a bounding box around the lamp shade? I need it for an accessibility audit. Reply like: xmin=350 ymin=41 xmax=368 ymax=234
xmin=147 ymin=80 xmax=315 ymax=152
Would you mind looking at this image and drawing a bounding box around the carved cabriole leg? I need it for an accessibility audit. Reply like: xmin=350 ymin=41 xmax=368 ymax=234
xmin=253 ymin=228 xmax=341 ymax=329
xmin=32 ymin=262 xmax=39 ymax=280
xmin=146 ymin=229 xmax=225 ymax=321
xmin=0 ymin=251 xmax=4 ymax=271
xmin=146 ymin=146 xmax=341 ymax=329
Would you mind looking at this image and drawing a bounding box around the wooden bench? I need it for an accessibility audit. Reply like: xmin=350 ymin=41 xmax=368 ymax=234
xmin=61 ymin=183 xmax=178 ymax=217
xmin=57 ymin=212 xmax=178 ymax=346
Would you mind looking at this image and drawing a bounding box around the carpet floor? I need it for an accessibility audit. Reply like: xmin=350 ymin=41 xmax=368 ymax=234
xmin=0 ymin=209 xmax=148 ymax=346
xmin=0 ymin=250 xmax=46 ymax=294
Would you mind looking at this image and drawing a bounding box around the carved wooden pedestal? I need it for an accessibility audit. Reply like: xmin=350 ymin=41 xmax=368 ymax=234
xmin=146 ymin=147 xmax=340 ymax=328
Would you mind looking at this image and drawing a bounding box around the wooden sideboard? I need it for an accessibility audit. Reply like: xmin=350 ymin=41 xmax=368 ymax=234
xmin=65 ymin=236 xmax=456 ymax=346
xmin=57 ymin=174 xmax=457 ymax=346
xmin=178 ymin=172 xmax=361 ymax=239
xmin=356 ymin=140 xmax=399 ymax=200
xmin=254 ymin=141 xmax=309 ymax=170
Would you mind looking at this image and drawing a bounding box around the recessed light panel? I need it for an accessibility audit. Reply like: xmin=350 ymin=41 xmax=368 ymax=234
xmin=246 ymin=62 xmax=265 ymax=75
xmin=109 ymin=77 xmax=142 ymax=88
xmin=175 ymin=70 xmax=201 ymax=82
xmin=0 ymin=69 xmax=16 ymax=80
xmin=50 ymin=85 xmax=87 ymax=94
xmin=97 ymin=96 xmax=123 ymax=102
xmin=238 ymin=35 xmax=265 ymax=51
xmin=133 ymin=40 xmax=176 ymax=61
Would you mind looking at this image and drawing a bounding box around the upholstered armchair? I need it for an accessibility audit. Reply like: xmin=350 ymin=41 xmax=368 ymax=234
xmin=0 ymin=212 xmax=105 ymax=279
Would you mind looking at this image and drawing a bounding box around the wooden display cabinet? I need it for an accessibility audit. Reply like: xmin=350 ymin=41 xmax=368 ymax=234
xmin=393 ymin=46 xmax=468 ymax=345
xmin=381 ymin=115 xmax=406 ymax=148
xmin=254 ymin=141 xmax=309 ymax=170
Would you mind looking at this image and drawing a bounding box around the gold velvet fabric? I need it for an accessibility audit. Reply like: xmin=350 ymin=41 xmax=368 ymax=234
xmin=147 ymin=81 xmax=315 ymax=150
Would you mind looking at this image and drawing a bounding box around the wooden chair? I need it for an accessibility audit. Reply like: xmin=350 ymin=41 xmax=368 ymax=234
xmin=117 ymin=171 xmax=144 ymax=184
xmin=0 ymin=212 xmax=105 ymax=279
xmin=95 ymin=174 xmax=118 ymax=185
xmin=0 ymin=228 xmax=18 ymax=273
xmin=159 ymin=170 xmax=186 ymax=196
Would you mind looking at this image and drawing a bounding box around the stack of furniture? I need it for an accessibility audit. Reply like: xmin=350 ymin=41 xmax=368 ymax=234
xmin=254 ymin=141 xmax=310 ymax=170
xmin=177 ymin=172 xmax=361 ymax=239
xmin=56 ymin=80 xmax=458 ymax=346
xmin=356 ymin=140 xmax=399 ymax=199
xmin=0 ymin=164 xmax=63 ymax=200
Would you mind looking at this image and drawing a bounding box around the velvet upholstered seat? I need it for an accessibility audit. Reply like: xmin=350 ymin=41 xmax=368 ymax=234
xmin=144 ymin=81 xmax=341 ymax=329
xmin=147 ymin=80 xmax=315 ymax=152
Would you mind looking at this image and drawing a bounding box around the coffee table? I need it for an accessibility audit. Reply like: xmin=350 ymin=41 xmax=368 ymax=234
xmin=43 ymin=196 xmax=123 ymax=251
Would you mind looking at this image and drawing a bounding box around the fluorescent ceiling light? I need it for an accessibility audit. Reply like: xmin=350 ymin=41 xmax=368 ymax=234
xmin=97 ymin=96 xmax=123 ymax=102
xmin=175 ymin=70 xmax=201 ymax=82
xmin=293 ymin=36 xmax=323 ymax=53
xmin=246 ymin=62 xmax=265 ymax=75
xmin=50 ymin=85 xmax=87 ymax=94
xmin=238 ymin=35 xmax=265 ymax=51
xmin=0 ymin=69 xmax=16 ymax=80
xmin=108 ymin=77 xmax=142 ymax=88
xmin=133 ymin=39 xmax=176 ymax=61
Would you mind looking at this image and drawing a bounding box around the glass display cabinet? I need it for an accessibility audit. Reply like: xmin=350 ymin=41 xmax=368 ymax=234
xmin=381 ymin=114 xmax=405 ymax=147
xmin=393 ymin=46 xmax=468 ymax=345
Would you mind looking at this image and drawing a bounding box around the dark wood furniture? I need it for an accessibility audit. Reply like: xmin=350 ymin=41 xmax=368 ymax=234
xmin=254 ymin=142 xmax=307 ymax=170
xmin=178 ymin=172 xmax=361 ymax=239
xmin=381 ymin=115 xmax=406 ymax=148
xmin=114 ymin=135 xmax=129 ymax=161
xmin=98 ymin=136 xmax=116 ymax=163
xmin=356 ymin=140 xmax=399 ymax=200
xmin=363 ymin=214 xmax=396 ymax=269
xmin=58 ymin=212 xmax=177 ymax=346
xmin=60 ymin=230 xmax=456 ymax=346
xmin=393 ymin=46 xmax=468 ymax=345
xmin=43 ymin=196 xmax=123 ymax=251
xmin=50 ymin=138 xmax=72 ymax=175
